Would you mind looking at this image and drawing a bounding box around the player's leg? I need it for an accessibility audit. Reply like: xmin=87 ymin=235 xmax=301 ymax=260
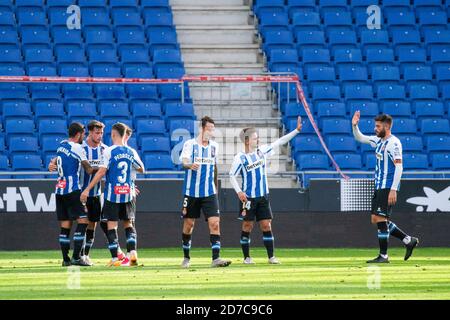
xmin=180 ymin=196 xmax=199 ymax=268
xmin=59 ymin=220 xmax=72 ymax=266
xmin=181 ymin=218 xmax=195 ymax=268
xmin=69 ymin=191 xmax=90 ymax=266
xmin=56 ymin=194 xmax=72 ymax=266
xmin=259 ymin=219 xmax=279 ymax=264
xmin=368 ymin=214 xmax=390 ymax=263
xmin=102 ymin=200 xmax=121 ymax=266
xmin=388 ymin=220 xmax=419 ymax=260
xmin=82 ymin=196 xmax=101 ymax=261
xmin=204 ymin=195 xmax=231 ymax=267
xmin=123 ymin=218 xmax=138 ymax=266
xmin=241 ymin=221 xmax=254 ymax=263
xmin=257 ymin=196 xmax=278 ymax=264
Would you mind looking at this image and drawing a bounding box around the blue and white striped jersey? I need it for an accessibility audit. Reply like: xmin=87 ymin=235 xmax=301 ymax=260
xmin=229 ymin=144 xmax=275 ymax=198
xmin=180 ymin=138 xmax=219 ymax=198
xmin=100 ymin=145 xmax=144 ymax=203
xmin=55 ymin=140 xmax=88 ymax=195
xmin=367 ymin=135 xmax=403 ymax=190
xmin=80 ymin=141 xmax=108 ymax=197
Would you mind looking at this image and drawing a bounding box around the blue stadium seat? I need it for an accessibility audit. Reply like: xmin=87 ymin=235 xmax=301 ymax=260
xmin=328 ymin=136 xmax=358 ymax=153
xmin=361 ymin=30 xmax=389 ymax=49
xmin=55 ymin=44 xmax=86 ymax=63
xmin=254 ymin=0 xmax=285 ymax=16
xmin=91 ymin=64 xmax=121 ymax=77
xmin=144 ymin=154 xmax=174 ymax=173
xmin=306 ymin=66 xmax=335 ymax=82
xmin=386 ymin=10 xmax=416 ymax=27
xmin=302 ymin=48 xmax=331 ymax=66
xmin=131 ymin=102 xmax=162 ymax=121
xmin=0 ymin=83 xmax=28 ymax=99
xmin=312 ymin=84 xmax=340 ymax=101
xmin=371 ymin=65 xmax=400 ymax=83
xmin=0 ymin=155 xmax=9 ymax=173
xmin=0 ymin=26 xmax=19 ymax=44
xmin=136 ymin=119 xmax=167 ymax=140
xmin=377 ymin=84 xmax=406 ymax=100
xmin=394 ymin=118 xmax=417 ymax=134
xmin=403 ymin=153 xmax=429 ymax=170
xmin=99 ymin=101 xmax=130 ymax=119
xmin=123 ymin=65 xmax=153 ymax=79
xmin=87 ymin=47 xmax=118 ymax=63
xmin=141 ymin=136 xmax=171 ymax=155
xmin=169 ymin=119 xmax=195 ymax=136
xmin=5 ymin=119 xmax=35 ymax=140
xmin=116 ymin=26 xmax=146 ymax=45
xmin=426 ymin=136 xmax=450 ymax=153
xmin=2 ymin=101 xmax=33 ymax=121
xmin=41 ymin=135 xmax=65 ymax=154
xmin=119 ymin=46 xmax=150 ymax=64
xmin=0 ymin=10 xmax=15 ymax=26
xmin=143 ymin=11 xmax=173 ymax=28
xmin=16 ymin=9 xmax=46 ymax=27
xmin=333 ymin=48 xmax=363 ymax=65
xmin=292 ymin=135 xmax=323 ymax=154
xmin=363 ymin=153 xmax=376 ymax=170
xmin=295 ymin=30 xmax=325 ymax=47
xmin=436 ymin=65 xmax=450 ymax=83
xmin=34 ymin=101 xmax=65 ymax=121
xmin=344 ymin=84 xmax=373 ymax=101
xmin=403 ymin=65 xmax=433 ymax=84
xmin=48 ymin=7 xmax=71 ymax=26
xmin=421 ymin=119 xmax=450 ymax=135
xmin=334 ymin=154 xmax=362 ymax=169
xmin=258 ymin=12 xmax=289 ymax=34
xmin=348 ymin=101 xmax=379 ymax=117
xmin=401 ymin=135 xmax=423 ymax=153
xmin=323 ymin=11 xmax=352 ymax=29
xmin=112 ymin=9 xmax=142 ymax=27
xmin=38 ymin=119 xmax=67 ymax=140
xmin=63 ymin=84 xmax=93 ymax=100
xmin=51 ymin=26 xmax=83 ymax=44
xmin=431 ymin=154 xmax=450 ymax=170
xmin=397 ymin=47 xmax=427 ymax=64
xmin=430 ymin=47 xmax=450 ymax=64
xmin=337 ymin=65 xmax=368 ymax=82
xmin=20 ymin=26 xmax=50 ymax=45
xmin=392 ymin=29 xmax=421 ymax=46
xmin=11 ymin=154 xmax=42 ymax=171
xmin=414 ymin=101 xmax=445 ymax=119
xmin=95 ymin=84 xmax=126 ymax=100
xmin=322 ymin=118 xmax=351 ymax=135
xmin=9 ymin=136 xmax=39 ymax=154
xmin=292 ymin=12 xmax=321 ymax=33
xmin=409 ymin=84 xmax=439 ymax=100
xmin=24 ymin=47 xmax=54 ymax=63
xmin=287 ymin=0 xmax=316 ymax=18
xmin=366 ymin=48 xmax=395 ymax=65
xmin=81 ymin=8 xmax=111 ymax=27
xmin=317 ymin=102 xmax=346 ymax=118
xmin=127 ymin=84 xmax=158 ymax=100
xmin=381 ymin=101 xmax=411 ymax=117
xmin=165 ymin=103 xmax=195 ymax=119
xmin=264 ymin=31 xmax=295 ymax=55
xmin=59 ymin=64 xmax=89 ymax=77
xmin=153 ymin=48 xmax=182 ymax=67
xmin=328 ymin=30 xmax=357 ymax=48
xmin=296 ymin=153 xmax=329 ymax=170
xmin=0 ymin=47 xmax=22 ymax=63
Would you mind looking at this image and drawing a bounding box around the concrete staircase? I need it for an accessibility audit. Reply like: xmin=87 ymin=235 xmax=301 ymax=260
xmin=171 ymin=0 xmax=297 ymax=188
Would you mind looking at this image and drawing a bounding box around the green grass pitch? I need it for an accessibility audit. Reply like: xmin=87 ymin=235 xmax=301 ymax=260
xmin=1 ymin=248 xmax=450 ymax=300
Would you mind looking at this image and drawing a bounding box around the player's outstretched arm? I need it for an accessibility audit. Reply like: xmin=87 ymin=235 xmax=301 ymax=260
xmin=80 ymin=167 xmax=107 ymax=203
xmin=271 ymin=116 xmax=302 ymax=149
xmin=81 ymin=160 xmax=97 ymax=176
xmin=352 ymin=110 xmax=374 ymax=145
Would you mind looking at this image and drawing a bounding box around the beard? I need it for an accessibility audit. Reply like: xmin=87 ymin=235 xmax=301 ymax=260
xmin=376 ymin=129 xmax=386 ymax=138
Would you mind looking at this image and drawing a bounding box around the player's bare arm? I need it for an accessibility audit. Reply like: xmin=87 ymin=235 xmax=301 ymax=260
xmin=80 ymin=167 xmax=107 ymax=203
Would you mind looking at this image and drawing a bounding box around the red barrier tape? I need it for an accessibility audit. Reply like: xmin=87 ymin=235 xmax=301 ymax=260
xmin=0 ymin=74 xmax=348 ymax=179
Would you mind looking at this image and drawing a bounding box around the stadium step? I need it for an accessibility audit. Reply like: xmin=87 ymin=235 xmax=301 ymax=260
xmin=184 ymin=63 xmax=266 ymax=75
xmin=171 ymin=0 xmax=245 ymax=7
xmin=194 ymin=104 xmax=276 ymax=119
xmin=188 ymin=82 xmax=271 ymax=101
xmin=176 ymin=26 xmax=257 ymax=45
xmin=172 ymin=6 xmax=251 ymax=26
xmin=182 ymin=47 xmax=262 ymax=64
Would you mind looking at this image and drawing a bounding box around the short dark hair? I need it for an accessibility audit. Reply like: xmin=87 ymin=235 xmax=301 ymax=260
xmin=240 ymin=127 xmax=258 ymax=143
xmin=125 ymin=126 xmax=132 ymax=137
xmin=201 ymin=116 xmax=215 ymax=128
xmin=374 ymin=114 xmax=393 ymax=127
xmin=112 ymin=122 xmax=127 ymax=137
xmin=68 ymin=122 xmax=85 ymax=138
xmin=87 ymin=120 xmax=105 ymax=132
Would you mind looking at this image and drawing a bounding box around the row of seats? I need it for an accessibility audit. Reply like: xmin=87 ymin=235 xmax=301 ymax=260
xmin=295 ymin=152 xmax=450 ymax=170
xmin=256 ymin=1 xmax=450 ymax=176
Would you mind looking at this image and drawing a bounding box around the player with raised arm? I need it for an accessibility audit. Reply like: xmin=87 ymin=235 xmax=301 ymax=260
xmin=50 ymin=122 xmax=96 ymax=267
xmin=179 ymin=116 xmax=231 ymax=268
xmin=80 ymin=123 xmax=144 ymax=267
xmin=352 ymin=111 xmax=419 ymax=263
xmin=229 ymin=117 xmax=302 ymax=264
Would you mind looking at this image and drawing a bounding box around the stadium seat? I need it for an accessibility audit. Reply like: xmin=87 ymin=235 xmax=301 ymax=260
xmin=99 ymin=101 xmax=130 ymax=119
xmin=381 ymin=101 xmax=411 ymax=117
xmin=401 ymin=136 xmax=423 ymax=153
xmin=403 ymin=153 xmax=429 ymax=170
xmin=426 ymin=136 xmax=450 ymax=153
xmin=11 ymin=154 xmax=42 ymax=171
xmin=144 ymin=154 xmax=174 ymax=172
xmin=322 ymin=119 xmax=351 ymax=135
xmin=296 ymin=153 xmax=329 ymax=170
xmin=317 ymin=102 xmax=346 ymax=118
xmin=334 ymin=154 xmax=362 ymax=169
xmin=41 ymin=135 xmax=65 ymax=154
xmin=292 ymin=135 xmax=323 ymax=154
xmin=393 ymin=118 xmax=417 ymax=134
xmin=141 ymin=136 xmax=171 ymax=155
xmin=421 ymin=119 xmax=450 ymax=135
xmin=327 ymin=136 xmax=358 ymax=153
xmin=34 ymin=101 xmax=65 ymax=121
xmin=136 ymin=119 xmax=167 ymax=141
xmin=9 ymin=136 xmax=39 ymax=154
xmin=431 ymin=154 xmax=450 ymax=170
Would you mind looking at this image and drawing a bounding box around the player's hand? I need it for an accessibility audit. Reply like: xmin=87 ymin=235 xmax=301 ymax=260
xmin=296 ymin=116 xmax=302 ymax=132
xmin=48 ymin=162 xmax=57 ymax=172
xmin=238 ymin=192 xmax=248 ymax=203
xmin=352 ymin=111 xmax=360 ymax=126
xmin=80 ymin=191 xmax=89 ymax=205
xmin=190 ymin=163 xmax=200 ymax=171
xmin=135 ymin=186 xmax=141 ymax=196
xmin=388 ymin=190 xmax=397 ymax=206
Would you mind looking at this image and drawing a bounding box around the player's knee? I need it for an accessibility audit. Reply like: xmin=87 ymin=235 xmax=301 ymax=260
xmin=209 ymin=220 xmax=220 ymax=232
xmin=184 ymin=219 xmax=195 ymax=231
xmin=242 ymin=222 xmax=253 ymax=232
xmin=260 ymin=220 xmax=272 ymax=232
